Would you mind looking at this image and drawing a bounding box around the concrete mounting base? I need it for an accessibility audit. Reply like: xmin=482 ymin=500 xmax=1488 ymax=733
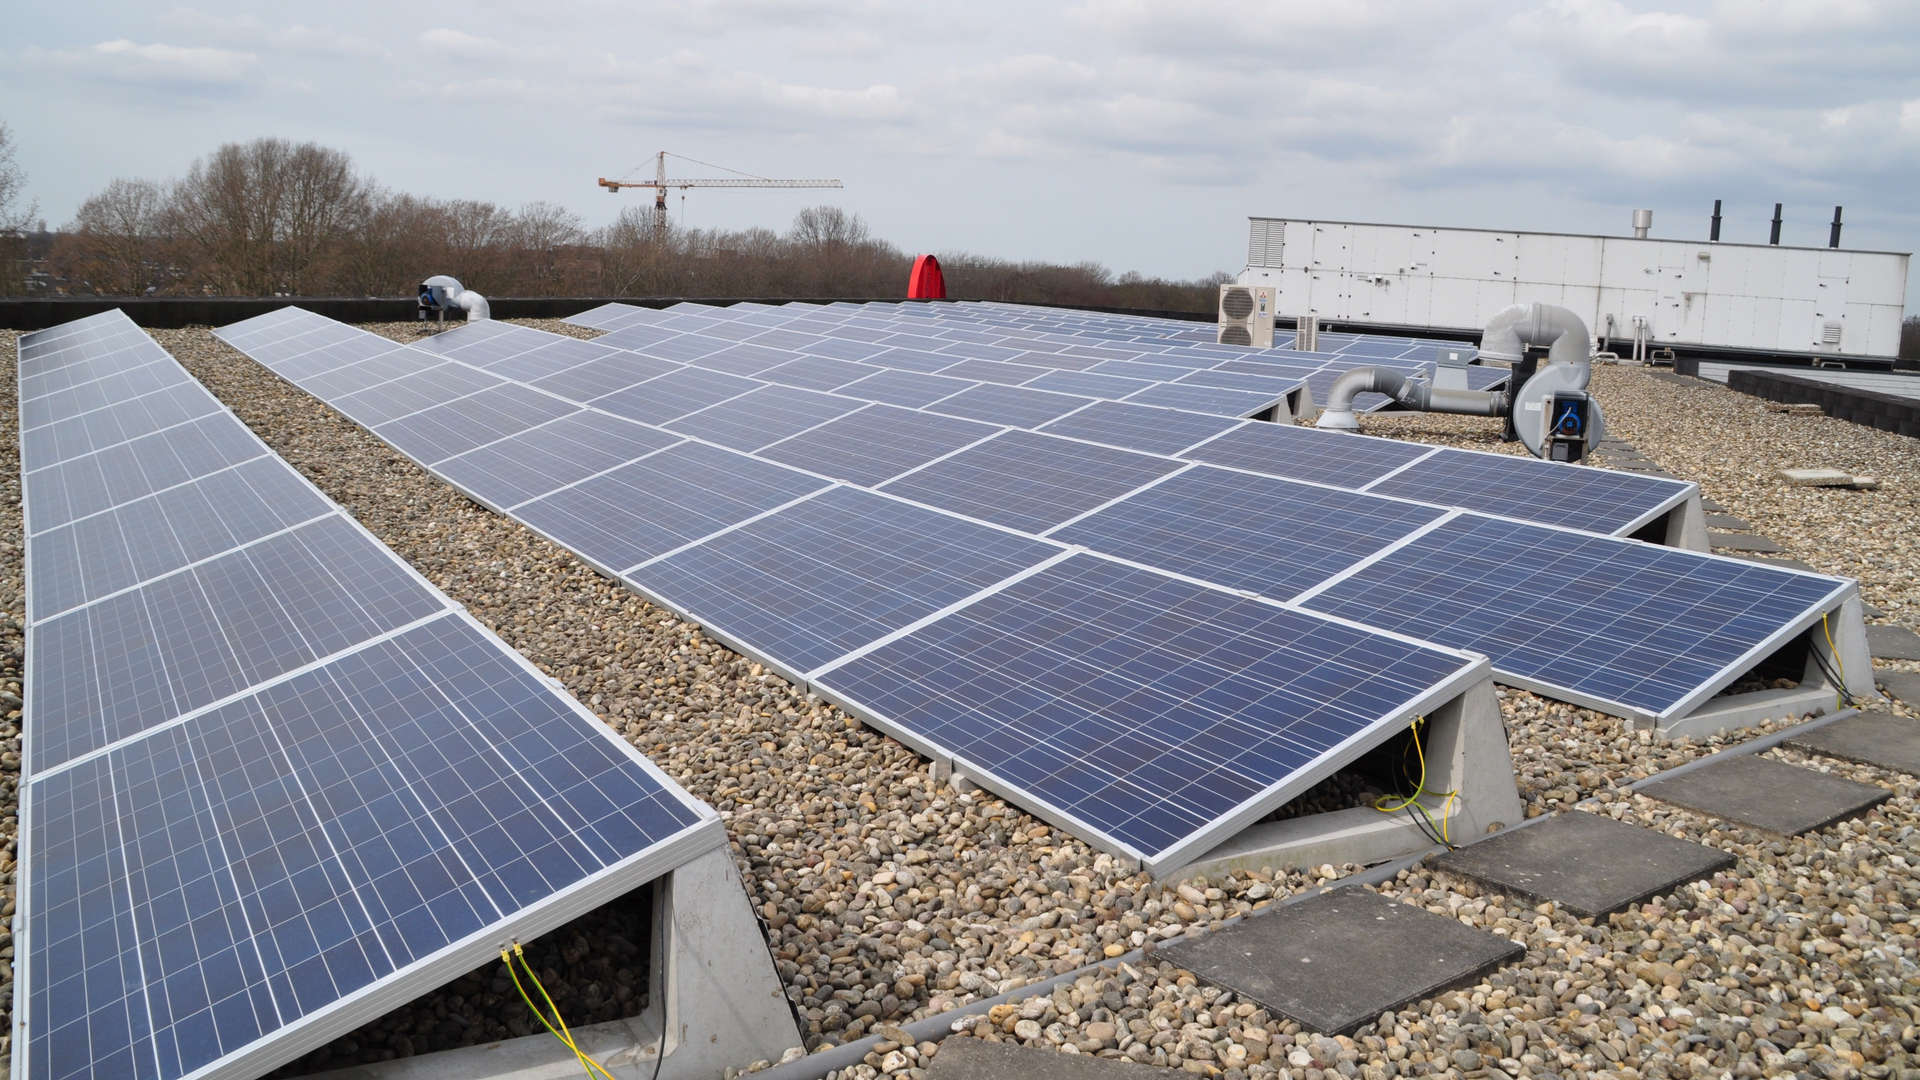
xmin=1176 ymin=678 xmax=1525 ymax=882
xmin=300 ymin=847 xmax=802 ymax=1080
xmin=1655 ymin=591 xmax=1878 ymax=741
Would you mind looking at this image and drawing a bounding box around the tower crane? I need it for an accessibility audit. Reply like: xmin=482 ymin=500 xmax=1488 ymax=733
xmin=597 ymin=151 xmax=843 ymax=242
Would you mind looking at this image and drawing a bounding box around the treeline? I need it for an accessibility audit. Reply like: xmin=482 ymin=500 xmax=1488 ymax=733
xmin=31 ymin=137 xmax=1226 ymax=311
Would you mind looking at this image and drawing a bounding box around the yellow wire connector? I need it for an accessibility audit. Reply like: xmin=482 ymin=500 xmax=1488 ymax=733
xmin=1373 ymin=715 xmax=1457 ymax=846
xmin=503 ymin=943 xmax=616 ymax=1080
xmin=1821 ymin=612 xmax=1846 ymax=711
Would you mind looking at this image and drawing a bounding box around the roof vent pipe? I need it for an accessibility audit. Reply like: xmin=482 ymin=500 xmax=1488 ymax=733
xmin=1632 ymin=209 xmax=1652 ymax=239
xmin=1316 ymin=303 xmax=1593 ymax=435
xmin=418 ymin=274 xmax=490 ymax=321
xmin=1710 ymin=199 xmax=1722 ymax=242
xmin=1770 ymin=203 xmax=1783 ymax=245
xmin=1830 ymin=206 xmax=1844 ymax=249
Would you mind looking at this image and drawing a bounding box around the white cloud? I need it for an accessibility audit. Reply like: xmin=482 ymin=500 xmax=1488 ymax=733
xmin=27 ymin=38 xmax=257 ymax=88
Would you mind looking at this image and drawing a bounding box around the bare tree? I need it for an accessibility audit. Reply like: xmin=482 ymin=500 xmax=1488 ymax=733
xmin=168 ymin=138 xmax=370 ymax=294
xmin=279 ymin=142 xmax=366 ymax=293
xmin=504 ymin=201 xmax=582 ymax=293
xmin=56 ymin=178 xmax=171 ymax=295
xmin=0 ymin=121 xmax=37 ymax=294
xmin=789 ymin=205 xmax=869 ymax=249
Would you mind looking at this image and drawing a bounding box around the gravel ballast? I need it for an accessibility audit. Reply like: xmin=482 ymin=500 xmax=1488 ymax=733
xmin=3 ymin=329 xmax=1916 ymax=1077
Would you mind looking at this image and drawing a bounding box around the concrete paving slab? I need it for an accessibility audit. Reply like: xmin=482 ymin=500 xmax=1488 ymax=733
xmin=1878 ymin=668 xmax=1920 ymax=706
xmin=1433 ymin=812 xmax=1733 ymax=918
xmin=1709 ymin=531 xmax=1786 ymax=553
xmin=1638 ymin=756 xmax=1890 ymax=835
xmin=1786 ymin=711 xmax=1920 ymax=776
xmin=928 ymin=1037 xmax=1181 ymax=1079
xmin=1700 ymin=498 xmax=1727 ymax=512
xmin=1867 ymin=625 xmax=1920 ymax=661
xmin=1155 ymin=888 xmax=1523 ymax=1036
xmin=1704 ymin=513 xmax=1753 ymax=530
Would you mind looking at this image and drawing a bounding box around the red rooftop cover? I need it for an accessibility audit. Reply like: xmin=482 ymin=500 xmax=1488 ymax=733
xmin=908 ymin=254 xmax=947 ymax=299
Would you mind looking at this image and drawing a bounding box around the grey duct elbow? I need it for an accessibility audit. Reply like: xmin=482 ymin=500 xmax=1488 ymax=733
xmin=1315 ymin=366 xmax=1504 ymax=430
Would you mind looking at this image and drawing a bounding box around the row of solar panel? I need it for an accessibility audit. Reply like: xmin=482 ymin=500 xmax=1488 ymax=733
xmin=215 ymin=305 xmax=1495 ymax=873
xmin=215 ymin=306 xmax=1684 ymax=540
xmin=17 ymin=311 xmax=721 ymax=1080
xmin=565 ymin=297 xmax=1486 ymax=416
xmin=216 ymin=307 xmax=1849 ymax=811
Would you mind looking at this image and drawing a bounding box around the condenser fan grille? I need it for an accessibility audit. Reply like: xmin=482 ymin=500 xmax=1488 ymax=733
xmin=1220 ymin=288 xmax=1255 ymax=319
xmin=1220 ymin=325 xmax=1254 ymax=346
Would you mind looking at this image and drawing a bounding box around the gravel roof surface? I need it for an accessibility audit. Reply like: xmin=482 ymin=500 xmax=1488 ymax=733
xmin=3 ymin=327 xmax=1915 ymax=1078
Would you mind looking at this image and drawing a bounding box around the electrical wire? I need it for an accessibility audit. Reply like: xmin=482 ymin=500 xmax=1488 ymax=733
xmin=503 ymin=944 xmax=616 ymax=1080
xmin=1820 ymin=612 xmax=1852 ymax=710
xmin=1374 ymin=716 xmax=1457 ymax=849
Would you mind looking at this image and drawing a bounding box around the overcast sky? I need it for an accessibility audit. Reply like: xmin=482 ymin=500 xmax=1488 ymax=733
xmin=8 ymin=1 xmax=1920 ymax=301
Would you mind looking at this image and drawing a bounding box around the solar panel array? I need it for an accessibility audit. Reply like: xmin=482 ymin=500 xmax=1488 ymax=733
xmin=569 ymin=298 xmax=1511 ymax=417
xmin=217 ymin=306 xmax=1854 ymax=856
xmin=17 ymin=311 xmax=722 ymax=1080
xmin=215 ymin=306 xmax=1493 ymax=872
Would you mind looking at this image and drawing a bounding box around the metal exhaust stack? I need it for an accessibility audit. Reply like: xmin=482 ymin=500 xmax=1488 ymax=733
xmin=1632 ymin=209 xmax=1652 ymax=239
xmin=1770 ymin=203 xmax=1784 ymax=245
xmin=1830 ymin=206 xmax=1844 ymax=249
xmin=1710 ymin=199 xmax=1722 ymax=242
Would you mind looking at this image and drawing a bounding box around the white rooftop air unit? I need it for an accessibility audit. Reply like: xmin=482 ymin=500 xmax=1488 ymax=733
xmin=1219 ymin=284 xmax=1276 ymax=348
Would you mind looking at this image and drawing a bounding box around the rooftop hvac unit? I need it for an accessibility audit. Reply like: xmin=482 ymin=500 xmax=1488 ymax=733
xmin=1218 ymin=284 xmax=1276 ymax=348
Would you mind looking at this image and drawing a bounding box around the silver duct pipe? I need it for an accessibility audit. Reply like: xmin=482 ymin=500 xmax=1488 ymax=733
xmin=1315 ymin=302 xmax=1592 ymax=431
xmin=457 ymin=290 xmax=491 ymax=320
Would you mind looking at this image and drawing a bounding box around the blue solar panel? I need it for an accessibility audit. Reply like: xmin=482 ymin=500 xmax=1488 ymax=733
xmin=834 ymin=368 xmax=977 ymax=408
xmin=934 ymin=358 xmax=1047 ymax=385
xmin=1365 ymin=448 xmax=1690 ymax=535
xmin=758 ymin=355 xmax=883 ymax=391
xmin=1089 ymin=359 xmax=1196 ymax=382
xmin=1054 ymin=465 xmax=1447 ymax=596
xmin=879 ymin=429 xmax=1181 ymax=534
xmin=620 ymin=331 xmax=729 ymax=362
xmin=757 ymin=405 xmax=1000 ymax=487
xmin=1035 ymin=401 xmax=1240 ymax=457
xmin=629 ymin=487 xmax=1061 ymax=675
xmin=925 ymin=383 xmax=1092 ymax=428
xmin=25 ymin=413 xmax=264 ymax=534
xmin=1025 ymin=370 xmax=1156 ymax=399
xmin=29 ymin=457 xmax=334 ymax=620
xmin=24 ymin=615 xmax=712 ymax=1080
xmin=665 ymin=386 xmax=862 ymax=452
xmin=331 ymin=362 xmax=501 ymax=428
xmin=1299 ymin=514 xmax=1847 ymax=718
xmin=376 ymin=384 xmax=577 ymax=465
xmin=932 ymin=340 xmax=1026 ymax=363
xmin=795 ymin=336 xmax=891 ymax=362
xmin=1177 ymin=369 xmax=1303 ymax=396
xmin=1124 ymin=382 xmax=1284 ymax=417
xmin=584 ymin=321 xmax=682 ymax=349
xmin=529 ymin=352 xmax=683 ymax=401
xmin=299 ymin=345 xmax=428 ymax=398
xmin=858 ymin=346 xmax=955 ymax=372
xmin=592 ymin=367 xmax=760 ymax=425
xmin=813 ymin=553 xmax=1477 ymax=871
xmin=23 ymin=382 xmax=226 ymax=470
xmin=1180 ymin=422 xmax=1433 ymax=488
xmin=692 ymin=342 xmax=795 ymax=376
xmin=514 ymin=441 xmax=829 ymax=573
xmin=434 ymin=410 xmax=681 ymax=509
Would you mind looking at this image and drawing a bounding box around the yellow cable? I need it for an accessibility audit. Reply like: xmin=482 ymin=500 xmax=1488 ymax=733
xmin=1821 ymin=613 xmax=1845 ymax=710
xmin=1374 ymin=716 xmax=1457 ymax=845
xmin=503 ymin=946 xmax=615 ymax=1080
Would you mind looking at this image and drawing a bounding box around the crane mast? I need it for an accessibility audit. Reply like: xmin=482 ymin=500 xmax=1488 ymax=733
xmin=598 ymin=151 xmax=843 ymax=242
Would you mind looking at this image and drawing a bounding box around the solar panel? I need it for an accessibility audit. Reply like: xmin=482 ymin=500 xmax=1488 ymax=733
xmin=1298 ymin=513 xmax=1850 ymax=720
xmin=593 ymin=366 xmax=761 ymax=425
xmin=757 ymin=404 xmax=1000 ymax=487
xmin=19 ymin=311 xmax=725 ymax=1080
xmin=1025 ymin=370 xmax=1156 ymax=399
xmin=514 ymin=441 xmax=830 ymax=574
xmin=1364 ymin=447 xmax=1691 ymax=535
xmin=858 ymin=346 xmax=960 ymax=372
xmin=834 ymin=368 xmax=977 ymax=408
xmin=878 ymin=429 xmax=1181 ymax=534
xmin=1053 ymin=466 xmax=1447 ymax=596
xmin=331 ymin=361 xmax=502 ymax=428
xmin=480 ymin=337 xmax=625 ymax=381
xmin=530 ymin=351 xmax=684 ymax=402
xmin=925 ymin=383 xmax=1092 ymax=428
xmin=376 ymin=384 xmax=578 ymax=465
xmin=935 ymin=358 xmax=1048 ymax=385
xmin=692 ymin=342 xmax=795 ymax=377
xmin=1123 ymin=382 xmax=1285 ymax=417
xmin=664 ymin=386 xmax=863 ymax=452
xmin=811 ymin=553 xmax=1481 ymax=871
xmin=300 ymin=345 xmax=429 ymax=398
xmin=629 ymin=486 xmax=1061 ymax=676
xmin=758 ymin=354 xmax=884 ymax=391
xmin=435 ymin=409 xmax=682 ymax=510
xmin=1035 ymin=401 xmax=1241 ymax=457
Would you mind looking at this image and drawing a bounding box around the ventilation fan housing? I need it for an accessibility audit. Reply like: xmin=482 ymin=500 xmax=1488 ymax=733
xmin=1218 ymin=284 xmax=1277 ymax=348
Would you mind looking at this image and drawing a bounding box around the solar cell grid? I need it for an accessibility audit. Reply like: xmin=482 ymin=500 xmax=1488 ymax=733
xmin=758 ymin=354 xmax=884 ymax=391
xmin=376 ymin=383 xmax=578 ymax=464
xmin=693 ymin=342 xmax=797 ymax=376
xmin=1123 ymin=382 xmax=1284 ymax=417
xmin=665 ymin=386 xmax=862 ymax=452
xmin=879 ymin=429 xmax=1180 ymax=534
xmin=1181 ymin=422 xmax=1433 ymax=488
xmin=478 ymin=337 xmax=623 ymax=382
xmin=630 ymin=486 xmax=1062 ymax=675
xmin=925 ymin=383 xmax=1092 ymax=428
xmin=1300 ymin=514 xmax=1847 ymax=718
xmin=331 ymin=361 xmax=502 ymax=427
xmin=530 ymin=351 xmax=684 ymax=402
xmin=834 ymin=368 xmax=977 ymax=408
xmin=1366 ymin=447 xmax=1689 ymax=534
xmin=23 ymin=382 xmax=225 ymax=470
xmin=591 ymin=366 xmax=761 ymax=425
xmin=757 ymin=404 xmax=999 ymax=487
xmin=814 ymin=553 xmax=1478 ymax=870
xmin=435 ymin=410 xmax=682 ymax=510
xmin=1035 ymin=401 xmax=1241 ymax=457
